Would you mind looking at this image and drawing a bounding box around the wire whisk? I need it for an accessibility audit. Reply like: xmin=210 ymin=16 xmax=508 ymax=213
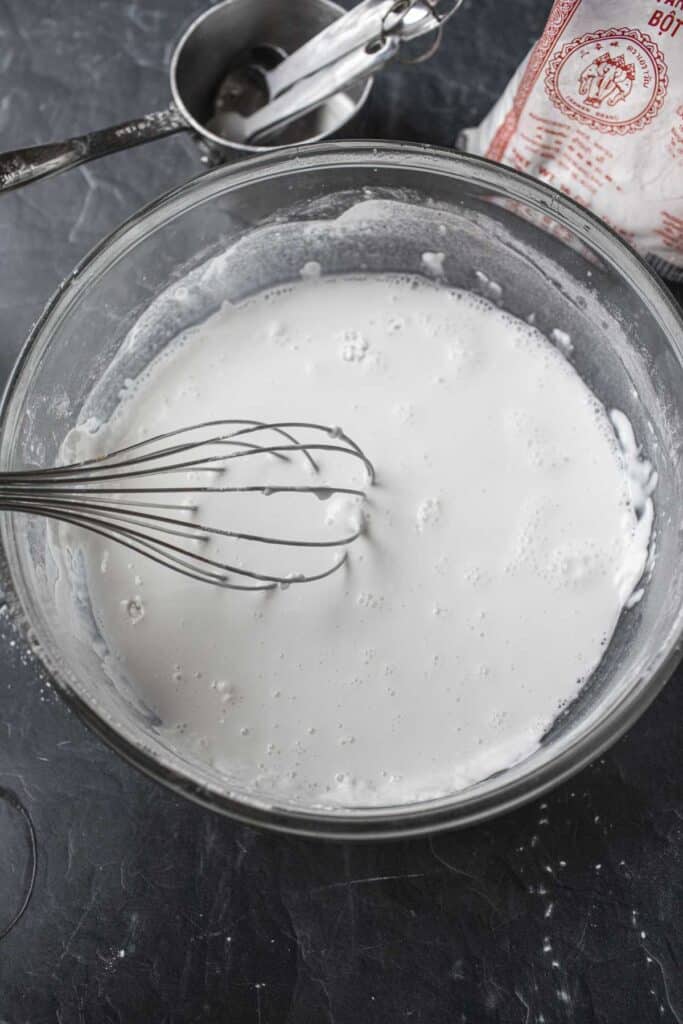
xmin=0 ymin=420 xmax=374 ymax=590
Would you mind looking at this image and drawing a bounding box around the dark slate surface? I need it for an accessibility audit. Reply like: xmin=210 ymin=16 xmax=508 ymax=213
xmin=0 ymin=1 xmax=681 ymax=1020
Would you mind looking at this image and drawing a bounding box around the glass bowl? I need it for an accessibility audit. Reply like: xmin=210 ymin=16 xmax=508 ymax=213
xmin=1 ymin=142 xmax=682 ymax=839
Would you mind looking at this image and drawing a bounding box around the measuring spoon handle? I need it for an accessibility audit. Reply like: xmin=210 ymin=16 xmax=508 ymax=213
xmin=267 ymin=0 xmax=389 ymax=99
xmin=247 ymin=35 xmax=399 ymax=144
xmin=0 ymin=107 xmax=186 ymax=193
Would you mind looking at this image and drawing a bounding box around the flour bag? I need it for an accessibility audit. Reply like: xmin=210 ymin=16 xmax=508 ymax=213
xmin=460 ymin=0 xmax=683 ymax=279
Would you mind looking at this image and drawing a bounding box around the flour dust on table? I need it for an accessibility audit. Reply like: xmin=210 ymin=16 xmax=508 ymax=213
xmin=56 ymin=274 xmax=654 ymax=807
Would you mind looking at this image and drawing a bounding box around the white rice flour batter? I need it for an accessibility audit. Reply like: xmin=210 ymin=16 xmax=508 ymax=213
xmin=62 ymin=275 xmax=653 ymax=806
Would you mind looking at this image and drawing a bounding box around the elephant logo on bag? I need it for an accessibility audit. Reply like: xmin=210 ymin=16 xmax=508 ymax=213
xmin=578 ymin=52 xmax=635 ymax=109
xmin=545 ymin=28 xmax=668 ymax=134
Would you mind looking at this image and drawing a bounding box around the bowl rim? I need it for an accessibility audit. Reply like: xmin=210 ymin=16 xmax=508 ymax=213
xmin=2 ymin=139 xmax=682 ymax=839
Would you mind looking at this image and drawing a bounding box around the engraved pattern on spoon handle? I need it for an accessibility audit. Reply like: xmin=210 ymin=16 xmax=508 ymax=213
xmin=0 ymin=107 xmax=187 ymax=193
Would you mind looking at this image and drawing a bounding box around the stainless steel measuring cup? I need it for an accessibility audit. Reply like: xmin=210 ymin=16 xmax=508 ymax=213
xmin=211 ymin=0 xmax=462 ymax=145
xmin=0 ymin=0 xmax=373 ymax=193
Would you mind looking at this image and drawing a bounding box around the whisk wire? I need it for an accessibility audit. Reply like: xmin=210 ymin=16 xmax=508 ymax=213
xmin=0 ymin=420 xmax=373 ymax=590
